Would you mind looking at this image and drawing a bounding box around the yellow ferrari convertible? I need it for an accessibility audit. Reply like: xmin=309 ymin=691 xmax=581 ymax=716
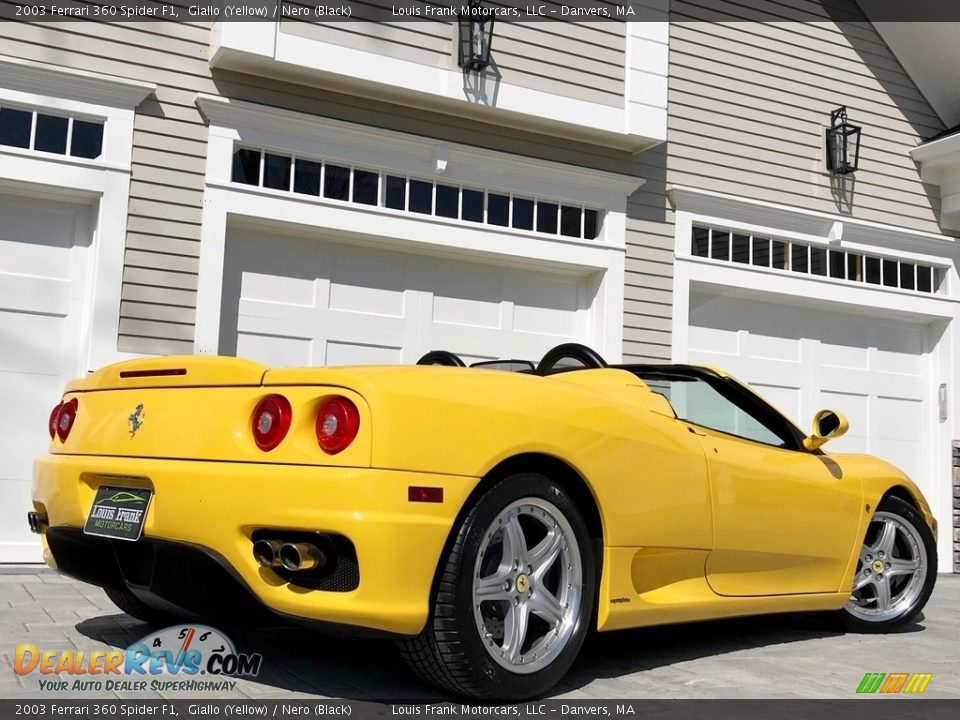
xmin=30 ymin=343 xmax=937 ymax=699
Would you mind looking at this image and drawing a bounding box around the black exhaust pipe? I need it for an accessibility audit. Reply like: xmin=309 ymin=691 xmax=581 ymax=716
xmin=27 ymin=511 xmax=47 ymax=535
xmin=278 ymin=542 xmax=327 ymax=572
xmin=252 ymin=539 xmax=283 ymax=568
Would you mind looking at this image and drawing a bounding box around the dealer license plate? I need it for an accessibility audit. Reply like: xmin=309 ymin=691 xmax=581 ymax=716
xmin=83 ymin=486 xmax=152 ymax=541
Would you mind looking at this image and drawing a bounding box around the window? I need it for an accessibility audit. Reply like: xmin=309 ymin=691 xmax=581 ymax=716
xmin=637 ymin=373 xmax=793 ymax=448
xmin=229 ymin=146 xmax=604 ymax=241
xmin=0 ymin=105 xmax=104 ymax=159
xmin=691 ymin=224 xmax=946 ymax=295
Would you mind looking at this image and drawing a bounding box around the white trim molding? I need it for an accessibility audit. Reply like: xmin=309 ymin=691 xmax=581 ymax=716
xmin=0 ymin=54 xmax=155 ymax=110
xmin=0 ymin=59 xmax=155 ymax=372
xmin=911 ymin=133 xmax=960 ymax=232
xmin=209 ymin=22 xmax=666 ymax=153
xmin=194 ymin=95 xmax=644 ymax=362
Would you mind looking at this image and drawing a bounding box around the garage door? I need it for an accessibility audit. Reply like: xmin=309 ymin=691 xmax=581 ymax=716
xmin=218 ymin=229 xmax=593 ymax=367
xmin=687 ymin=291 xmax=932 ymax=498
xmin=0 ymin=193 xmax=91 ymax=562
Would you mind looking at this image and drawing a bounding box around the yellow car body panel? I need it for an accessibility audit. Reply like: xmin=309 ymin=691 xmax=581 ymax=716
xmin=33 ymin=356 xmax=936 ymax=636
xmin=33 ymin=454 xmax=476 ymax=635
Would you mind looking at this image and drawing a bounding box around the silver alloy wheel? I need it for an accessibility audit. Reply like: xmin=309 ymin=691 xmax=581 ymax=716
xmin=472 ymin=498 xmax=582 ymax=674
xmin=846 ymin=510 xmax=928 ymax=623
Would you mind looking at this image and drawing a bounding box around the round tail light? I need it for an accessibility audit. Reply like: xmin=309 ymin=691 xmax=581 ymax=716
xmin=49 ymin=402 xmax=63 ymax=439
xmin=56 ymin=398 xmax=79 ymax=442
xmin=251 ymin=395 xmax=292 ymax=451
xmin=316 ymin=396 xmax=360 ymax=455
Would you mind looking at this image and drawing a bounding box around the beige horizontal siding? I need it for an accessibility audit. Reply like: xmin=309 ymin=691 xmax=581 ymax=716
xmin=282 ymin=1 xmax=625 ymax=108
xmin=667 ymin=1 xmax=944 ymax=233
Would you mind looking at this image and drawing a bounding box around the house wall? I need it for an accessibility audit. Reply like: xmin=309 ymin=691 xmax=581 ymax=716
xmin=280 ymin=11 xmax=627 ymax=108
xmin=0 ymin=0 xmax=946 ymax=365
xmin=668 ymin=0 xmax=944 ymax=230
xmin=0 ymin=10 xmax=215 ymax=355
xmin=0 ymin=7 xmax=671 ymax=362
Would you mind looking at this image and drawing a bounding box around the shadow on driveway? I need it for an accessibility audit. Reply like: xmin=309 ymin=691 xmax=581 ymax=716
xmin=75 ymin=609 xmax=926 ymax=700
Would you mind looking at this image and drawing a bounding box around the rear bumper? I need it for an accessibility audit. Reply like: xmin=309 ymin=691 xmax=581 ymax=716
xmin=33 ymin=454 xmax=478 ymax=635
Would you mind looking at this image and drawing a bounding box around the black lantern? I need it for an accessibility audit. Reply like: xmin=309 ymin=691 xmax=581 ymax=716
xmin=458 ymin=0 xmax=495 ymax=72
xmin=825 ymin=106 xmax=861 ymax=175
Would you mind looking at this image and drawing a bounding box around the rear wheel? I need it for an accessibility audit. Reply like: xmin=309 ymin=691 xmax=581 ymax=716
xmin=840 ymin=496 xmax=936 ymax=632
xmin=398 ymin=473 xmax=595 ymax=700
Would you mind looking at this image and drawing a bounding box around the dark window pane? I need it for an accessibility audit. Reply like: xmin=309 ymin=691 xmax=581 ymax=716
xmin=899 ymin=262 xmax=915 ymax=290
xmin=35 ymin=114 xmax=67 ymax=154
xmin=772 ymin=240 xmax=787 ymax=269
xmin=70 ymin=120 xmax=103 ymax=159
xmin=829 ymin=250 xmax=845 ymax=279
xmin=488 ymin=193 xmax=509 ymax=226
xmin=324 ymin=165 xmax=350 ymax=201
xmin=882 ymin=259 xmax=898 ymax=287
xmin=462 ymin=189 xmax=484 ymax=222
xmin=513 ymin=197 xmax=534 ymax=230
xmin=353 ymin=169 xmax=378 ymax=206
xmin=751 ymin=237 xmax=769 ymax=266
xmin=294 ymin=159 xmax=321 ymax=196
xmin=536 ymin=201 xmax=558 ymax=234
xmin=917 ymin=266 xmax=932 ymax=293
xmin=584 ymin=209 xmax=599 ymax=239
xmin=692 ymin=226 xmax=710 ymax=257
xmin=436 ymin=184 xmax=459 ymax=218
xmin=263 ymin=153 xmax=291 ymax=190
xmin=711 ymin=230 xmax=729 ymax=261
xmin=385 ymin=176 xmax=406 ymax=210
xmin=409 ymin=179 xmax=433 ymax=214
xmin=0 ymin=107 xmax=31 ymax=148
xmin=847 ymin=254 xmax=862 ymax=282
xmin=791 ymin=244 xmax=808 ymax=273
xmin=732 ymin=234 xmax=750 ymax=264
xmin=560 ymin=206 xmax=581 ymax=237
xmin=810 ymin=247 xmax=827 ymax=276
xmin=865 ymin=256 xmax=881 ymax=285
xmin=231 ymin=148 xmax=261 ymax=186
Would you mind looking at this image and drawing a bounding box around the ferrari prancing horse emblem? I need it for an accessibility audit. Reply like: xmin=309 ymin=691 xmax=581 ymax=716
xmin=128 ymin=404 xmax=145 ymax=438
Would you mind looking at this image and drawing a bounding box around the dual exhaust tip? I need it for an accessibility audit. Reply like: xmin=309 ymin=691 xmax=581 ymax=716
xmin=253 ymin=539 xmax=328 ymax=572
xmin=27 ymin=511 xmax=48 ymax=535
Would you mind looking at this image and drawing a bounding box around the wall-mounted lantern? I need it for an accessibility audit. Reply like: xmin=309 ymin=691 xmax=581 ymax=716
xmin=825 ymin=106 xmax=862 ymax=175
xmin=458 ymin=0 xmax=495 ymax=72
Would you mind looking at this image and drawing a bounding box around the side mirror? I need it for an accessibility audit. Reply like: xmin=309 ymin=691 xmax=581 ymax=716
xmin=803 ymin=409 xmax=849 ymax=451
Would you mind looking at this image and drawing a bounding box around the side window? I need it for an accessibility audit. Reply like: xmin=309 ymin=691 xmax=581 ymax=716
xmin=643 ymin=376 xmax=788 ymax=447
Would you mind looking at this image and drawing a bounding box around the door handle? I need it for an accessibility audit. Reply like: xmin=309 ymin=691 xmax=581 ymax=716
xmin=687 ymin=425 xmax=706 ymax=437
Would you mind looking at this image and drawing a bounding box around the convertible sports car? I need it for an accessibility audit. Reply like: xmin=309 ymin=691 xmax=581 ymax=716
xmin=31 ymin=343 xmax=937 ymax=699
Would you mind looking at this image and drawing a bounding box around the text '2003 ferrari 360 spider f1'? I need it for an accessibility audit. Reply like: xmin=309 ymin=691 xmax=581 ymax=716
xmin=31 ymin=343 xmax=937 ymax=699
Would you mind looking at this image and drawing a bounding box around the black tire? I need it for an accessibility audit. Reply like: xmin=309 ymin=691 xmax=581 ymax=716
xmin=838 ymin=495 xmax=937 ymax=633
xmin=398 ymin=473 xmax=596 ymax=700
xmin=103 ymin=586 xmax=183 ymax=626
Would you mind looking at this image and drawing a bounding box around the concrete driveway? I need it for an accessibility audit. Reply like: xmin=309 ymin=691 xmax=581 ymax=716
xmin=2 ymin=567 xmax=957 ymax=699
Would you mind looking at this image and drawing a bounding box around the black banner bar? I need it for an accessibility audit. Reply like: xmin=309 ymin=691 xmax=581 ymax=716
xmin=1 ymin=700 xmax=959 ymax=720
xmin=0 ymin=0 xmax=959 ymax=23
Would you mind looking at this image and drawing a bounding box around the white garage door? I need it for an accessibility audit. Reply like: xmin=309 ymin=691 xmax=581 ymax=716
xmin=0 ymin=192 xmax=91 ymax=562
xmin=687 ymin=291 xmax=933 ymax=498
xmin=219 ymin=229 xmax=593 ymax=367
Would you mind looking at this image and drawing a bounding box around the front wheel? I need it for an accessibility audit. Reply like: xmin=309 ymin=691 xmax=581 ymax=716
xmin=840 ymin=496 xmax=937 ymax=632
xmin=398 ymin=473 xmax=596 ymax=700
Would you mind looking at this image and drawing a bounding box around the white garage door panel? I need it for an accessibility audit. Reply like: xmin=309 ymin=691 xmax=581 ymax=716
xmin=0 ymin=193 xmax=92 ymax=562
xmin=221 ymin=229 xmax=591 ymax=368
xmin=688 ymin=292 xmax=932 ymax=498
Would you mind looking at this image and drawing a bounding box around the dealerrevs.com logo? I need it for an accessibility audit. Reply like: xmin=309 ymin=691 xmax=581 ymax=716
xmin=14 ymin=625 xmax=263 ymax=693
xmin=856 ymin=672 xmax=933 ymax=694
